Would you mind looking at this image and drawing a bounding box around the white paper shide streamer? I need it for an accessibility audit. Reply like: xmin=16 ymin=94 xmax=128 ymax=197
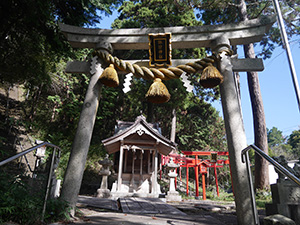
xmin=90 ymin=56 xmax=101 ymax=75
xmin=123 ymin=73 xmax=133 ymax=93
xmin=180 ymin=72 xmax=194 ymax=93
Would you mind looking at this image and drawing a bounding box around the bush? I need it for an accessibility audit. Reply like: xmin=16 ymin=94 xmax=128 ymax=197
xmin=44 ymin=198 xmax=71 ymax=223
xmin=0 ymin=173 xmax=42 ymax=224
xmin=0 ymin=172 xmax=71 ymax=224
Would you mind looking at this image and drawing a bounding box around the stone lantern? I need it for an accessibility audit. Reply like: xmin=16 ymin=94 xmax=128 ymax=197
xmin=97 ymin=154 xmax=113 ymax=198
xmin=166 ymin=157 xmax=182 ymax=202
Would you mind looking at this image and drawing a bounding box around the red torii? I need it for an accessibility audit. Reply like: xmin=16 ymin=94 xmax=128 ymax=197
xmin=161 ymin=151 xmax=230 ymax=200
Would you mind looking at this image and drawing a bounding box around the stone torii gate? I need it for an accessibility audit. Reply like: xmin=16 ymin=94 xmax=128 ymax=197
xmin=59 ymin=16 xmax=275 ymax=225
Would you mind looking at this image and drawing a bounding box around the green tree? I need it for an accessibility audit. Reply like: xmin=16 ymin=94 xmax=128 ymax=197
xmin=267 ymin=127 xmax=285 ymax=148
xmin=0 ymin=1 xmax=123 ymax=220
xmin=111 ymin=0 xmax=226 ymax=152
xmin=267 ymin=126 xmax=294 ymax=159
xmin=288 ymin=129 xmax=300 ymax=158
xmin=177 ymin=95 xmax=226 ymax=151
xmin=0 ymin=0 xmax=121 ymax=85
xmin=0 ymin=0 xmax=123 ymax=177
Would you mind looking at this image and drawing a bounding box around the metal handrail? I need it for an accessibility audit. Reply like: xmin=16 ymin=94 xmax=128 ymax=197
xmin=242 ymin=144 xmax=300 ymax=187
xmin=241 ymin=144 xmax=300 ymax=225
xmin=0 ymin=141 xmax=61 ymax=222
xmin=0 ymin=142 xmax=60 ymax=167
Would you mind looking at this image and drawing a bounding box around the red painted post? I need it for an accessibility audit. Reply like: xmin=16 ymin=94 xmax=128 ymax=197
xmin=202 ymin=172 xmax=206 ymax=200
xmin=186 ymin=166 xmax=189 ymax=196
xmin=214 ymin=164 xmax=220 ymax=197
xmin=179 ymin=167 xmax=182 ymax=181
xmin=175 ymin=168 xmax=177 ymax=190
xmin=195 ymin=156 xmax=199 ymax=198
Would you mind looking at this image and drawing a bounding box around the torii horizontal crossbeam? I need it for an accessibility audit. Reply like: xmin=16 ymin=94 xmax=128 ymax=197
xmin=59 ymin=16 xmax=275 ymax=50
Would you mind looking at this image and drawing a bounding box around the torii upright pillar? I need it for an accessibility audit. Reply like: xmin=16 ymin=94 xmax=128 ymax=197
xmin=60 ymin=47 xmax=109 ymax=215
xmin=214 ymin=36 xmax=256 ymax=224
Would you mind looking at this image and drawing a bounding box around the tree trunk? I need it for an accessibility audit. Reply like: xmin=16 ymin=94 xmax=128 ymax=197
xmin=238 ymin=0 xmax=269 ymax=189
xmin=244 ymin=44 xmax=269 ymax=189
xmin=147 ymin=102 xmax=154 ymax=123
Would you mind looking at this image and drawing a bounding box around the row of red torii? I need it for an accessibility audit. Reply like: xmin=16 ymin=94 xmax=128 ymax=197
xmin=161 ymin=151 xmax=230 ymax=200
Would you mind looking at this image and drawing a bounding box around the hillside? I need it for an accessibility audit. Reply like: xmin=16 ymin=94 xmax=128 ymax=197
xmin=0 ymin=85 xmax=36 ymax=174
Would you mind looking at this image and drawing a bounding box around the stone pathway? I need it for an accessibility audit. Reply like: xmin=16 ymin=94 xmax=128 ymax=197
xmin=77 ymin=195 xmax=119 ymax=211
xmin=119 ymin=197 xmax=186 ymax=215
xmin=67 ymin=208 xmax=225 ymax=225
xmin=72 ymin=196 xmax=234 ymax=224
xmin=50 ymin=196 xmax=265 ymax=225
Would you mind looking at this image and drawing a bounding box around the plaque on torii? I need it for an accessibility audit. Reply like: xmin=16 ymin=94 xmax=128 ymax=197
xmin=59 ymin=16 xmax=275 ymax=225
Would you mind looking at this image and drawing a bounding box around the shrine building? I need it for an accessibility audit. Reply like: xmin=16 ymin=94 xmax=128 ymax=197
xmin=102 ymin=115 xmax=176 ymax=198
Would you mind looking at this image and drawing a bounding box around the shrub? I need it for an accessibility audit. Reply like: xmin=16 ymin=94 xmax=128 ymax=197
xmin=0 ymin=173 xmax=42 ymax=224
xmin=0 ymin=172 xmax=71 ymax=224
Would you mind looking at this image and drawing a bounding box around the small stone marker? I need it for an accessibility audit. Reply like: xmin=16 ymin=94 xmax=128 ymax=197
xmin=264 ymin=214 xmax=296 ymax=225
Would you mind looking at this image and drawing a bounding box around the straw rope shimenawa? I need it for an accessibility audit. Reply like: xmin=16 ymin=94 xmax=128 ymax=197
xmin=94 ymin=49 xmax=232 ymax=103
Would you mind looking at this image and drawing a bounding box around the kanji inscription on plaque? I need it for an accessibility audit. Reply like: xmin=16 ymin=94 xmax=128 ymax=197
xmin=148 ymin=33 xmax=171 ymax=67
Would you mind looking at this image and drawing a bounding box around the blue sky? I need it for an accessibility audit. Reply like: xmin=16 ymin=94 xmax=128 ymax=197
xmin=215 ymin=41 xmax=300 ymax=144
xmin=98 ymin=12 xmax=300 ymax=144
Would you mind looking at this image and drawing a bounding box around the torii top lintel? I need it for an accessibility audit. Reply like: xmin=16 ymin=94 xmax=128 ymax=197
xmin=59 ymin=16 xmax=275 ymax=50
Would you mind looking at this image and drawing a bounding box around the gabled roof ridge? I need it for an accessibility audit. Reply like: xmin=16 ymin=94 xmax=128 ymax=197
xmin=134 ymin=115 xmax=177 ymax=146
xmin=102 ymin=115 xmax=176 ymax=148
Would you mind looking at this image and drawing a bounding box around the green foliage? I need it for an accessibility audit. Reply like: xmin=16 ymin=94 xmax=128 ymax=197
xmin=110 ymin=0 xmax=226 ymax=152
xmin=0 ymin=173 xmax=42 ymax=224
xmin=0 ymin=171 xmax=71 ymax=224
xmin=288 ymin=129 xmax=300 ymax=149
xmin=112 ymin=0 xmax=202 ymax=29
xmin=267 ymin=126 xmax=299 ymax=160
xmin=255 ymin=189 xmax=272 ymax=209
xmin=205 ymin=189 xmax=234 ymax=202
xmin=0 ymin=0 xmax=121 ymax=86
xmin=44 ymin=198 xmax=71 ymax=223
xmin=288 ymin=129 xmax=300 ymax=158
xmin=193 ymin=0 xmax=300 ymax=59
xmin=177 ymin=96 xmax=226 ymax=151
xmin=267 ymin=127 xmax=285 ymax=148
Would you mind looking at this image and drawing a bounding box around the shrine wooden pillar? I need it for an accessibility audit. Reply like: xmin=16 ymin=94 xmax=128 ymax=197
xmin=124 ymin=149 xmax=128 ymax=172
xmin=202 ymin=172 xmax=206 ymax=200
xmin=153 ymin=148 xmax=159 ymax=195
xmin=175 ymin=168 xmax=177 ymax=189
xmin=186 ymin=166 xmax=189 ymax=196
xmin=139 ymin=150 xmax=143 ymax=185
xmin=130 ymin=149 xmax=135 ymax=187
xmin=117 ymin=142 xmax=124 ymax=191
xmin=148 ymin=150 xmax=151 ymax=174
xmin=214 ymin=164 xmax=220 ymax=197
xmin=195 ymin=156 xmax=199 ymax=198
xmin=179 ymin=167 xmax=182 ymax=181
xmin=160 ymin=155 xmax=163 ymax=180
